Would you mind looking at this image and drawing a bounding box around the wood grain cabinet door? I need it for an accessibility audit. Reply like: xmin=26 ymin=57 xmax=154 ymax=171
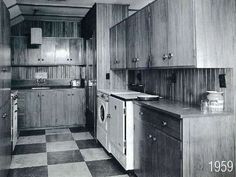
xmin=134 ymin=7 xmax=151 ymax=69
xmin=134 ymin=117 xmax=156 ymax=177
xmin=155 ymin=130 xmax=181 ymax=177
xmin=63 ymin=90 xmax=72 ymax=126
xmin=167 ymin=0 xmax=195 ymax=67
xmin=40 ymin=91 xmax=57 ymax=127
xmin=41 ymin=37 xmax=56 ymax=65
xmin=110 ymin=26 xmax=117 ymax=69
xmin=54 ymin=90 xmax=65 ymax=126
xmin=116 ymin=21 xmax=126 ymax=69
xmin=55 ymin=38 xmax=70 ymax=65
xmin=24 ymin=91 xmax=41 ymax=128
xmin=11 ymin=37 xmax=29 ymax=65
xmin=27 ymin=45 xmax=41 ymax=65
xmin=69 ymin=38 xmax=85 ymax=65
xmin=126 ymin=15 xmax=136 ymax=69
xmin=70 ymin=89 xmax=85 ymax=126
xmin=149 ymin=0 xmax=169 ymax=67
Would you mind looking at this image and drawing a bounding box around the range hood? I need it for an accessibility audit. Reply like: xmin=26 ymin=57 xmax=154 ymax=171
xmin=31 ymin=28 xmax=42 ymax=45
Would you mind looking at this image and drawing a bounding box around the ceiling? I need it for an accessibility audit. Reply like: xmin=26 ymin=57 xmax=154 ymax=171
xmin=3 ymin=0 xmax=155 ymax=26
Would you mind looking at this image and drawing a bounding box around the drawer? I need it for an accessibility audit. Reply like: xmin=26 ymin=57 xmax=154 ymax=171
xmin=134 ymin=104 xmax=181 ymax=140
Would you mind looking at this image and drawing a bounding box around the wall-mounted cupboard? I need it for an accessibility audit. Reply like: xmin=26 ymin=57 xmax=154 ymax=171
xmin=110 ymin=0 xmax=235 ymax=69
xmin=11 ymin=37 xmax=85 ymax=66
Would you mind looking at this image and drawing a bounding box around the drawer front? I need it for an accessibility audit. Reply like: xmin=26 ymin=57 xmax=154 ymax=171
xmin=134 ymin=104 xmax=181 ymax=140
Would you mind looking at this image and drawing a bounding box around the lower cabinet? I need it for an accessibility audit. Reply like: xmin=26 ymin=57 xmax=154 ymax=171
xmin=18 ymin=89 xmax=85 ymax=129
xmin=0 ymin=101 xmax=11 ymax=177
xmin=134 ymin=111 xmax=181 ymax=177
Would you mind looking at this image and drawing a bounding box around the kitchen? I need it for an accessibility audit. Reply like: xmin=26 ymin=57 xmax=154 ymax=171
xmin=0 ymin=0 xmax=235 ymax=177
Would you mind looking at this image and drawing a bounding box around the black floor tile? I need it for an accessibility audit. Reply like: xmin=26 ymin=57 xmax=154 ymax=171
xmin=20 ymin=130 xmax=45 ymax=136
xmin=47 ymin=150 xmax=84 ymax=165
xmin=8 ymin=166 xmax=48 ymax=177
xmin=13 ymin=143 xmax=46 ymax=155
xmin=76 ymin=139 xmax=101 ymax=149
xmin=69 ymin=126 xmax=88 ymax=133
xmin=46 ymin=133 xmax=73 ymax=143
xmin=86 ymin=159 xmax=126 ymax=177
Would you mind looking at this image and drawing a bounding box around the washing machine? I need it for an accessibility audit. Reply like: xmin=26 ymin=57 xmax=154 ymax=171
xmin=97 ymin=89 xmax=141 ymax=152
xmin=97 ymin=91 xmax=109 ymax=150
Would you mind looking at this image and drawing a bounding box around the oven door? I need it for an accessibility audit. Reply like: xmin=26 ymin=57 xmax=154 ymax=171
xmin=109 ymin=96 xmax=126 ymax=155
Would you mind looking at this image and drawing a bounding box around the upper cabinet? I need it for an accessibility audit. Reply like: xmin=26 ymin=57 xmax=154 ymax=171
xmin=110 ymin=20 xmax=127 ymax=69
xmin=126 ymin=7 xmax=150 ymax=69
xmin=11 ymin=37 xmax=85 ymax=66
xmin=110 ymin=0 xmax=236 ymax=69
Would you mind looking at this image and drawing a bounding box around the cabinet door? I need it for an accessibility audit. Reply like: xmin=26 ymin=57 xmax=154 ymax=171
xmin=55 ymin=38 xmax=70 ymax=65
xmin=167 ymin=0 xmax=195 ymax=67
xmin=27 ymin=45 xmax=41 ymax=65
xmin=70 ymin=89 xmax=85 ymax=126
xmin=55 ymin=90 xmax=65 ymax=126
xmin=126 ymin=15 xmax=136 ymax=69
xmin=41 ymin=37 xmax=56 ymax=65
xmin=0 ymin=101 xmax=11 ymax=177
xmin=135 ymin=7 xmax=150 ymax=68
xmin=11 ymin=37 xmax=28 ymax=65
xmin=69 ymin=38 xmax=84 ymax=65
xmin=86 ymin=39 xmax=93 ymax=66
xmin=150 ymin=0 xmax=169 ymax=67
xmin=134 ymin=117 xmax=156 ymax=177
xmin=155 ymin=130 xmax=181 ymax=177
xmin=109 ymin=96 xmax=126 ymax=155
xmin=24 ymin=91 xmax=41 ymax=128
xmin=63 ymin=90 xmax=72 ymax=126
xmin=116 ymin=21 xmax=126 ymax=69
xmin=40 ymin=91 xmax=56 ymax=127
xmin=110 ymin=26 xmax=117 ymax=69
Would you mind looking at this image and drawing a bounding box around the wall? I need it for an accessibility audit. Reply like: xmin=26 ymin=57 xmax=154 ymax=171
xmin=129 ymin=68 xmax=233 ymax=111
xmin=11 ymin=19 xmax=83 ymax=86
xmin=11 ymin=20 xmax=81 ymax=37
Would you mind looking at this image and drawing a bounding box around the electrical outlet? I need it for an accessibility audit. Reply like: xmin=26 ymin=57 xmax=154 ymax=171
xmin=219 ymin=74 xmax=226 ymax=88
xmin=106 ymin=73 xmax=110 ymax=80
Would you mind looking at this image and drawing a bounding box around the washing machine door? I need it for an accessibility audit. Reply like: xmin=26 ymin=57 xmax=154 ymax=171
xmin=97 ymin=98 xmax=108 ymax=124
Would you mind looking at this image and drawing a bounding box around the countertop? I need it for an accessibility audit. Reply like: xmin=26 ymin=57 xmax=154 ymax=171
xmin=11 ymin=85 xmax=85 ymax=90
xmin=134 ymin=99 xmax=233 ymax=119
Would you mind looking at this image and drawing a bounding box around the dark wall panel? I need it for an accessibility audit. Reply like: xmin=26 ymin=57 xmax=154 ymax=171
xmin=11 ymin=20 xmax=81 ymax=37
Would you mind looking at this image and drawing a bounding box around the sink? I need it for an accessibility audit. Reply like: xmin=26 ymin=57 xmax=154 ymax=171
xmin=31 ymin=87 xmax=51 ymax=90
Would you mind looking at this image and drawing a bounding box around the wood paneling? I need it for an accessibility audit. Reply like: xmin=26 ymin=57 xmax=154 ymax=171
xmin=11 ymin=20 xmax=81 ymax=37
xmin=96 ymin=4 xmax=128 ymax=89
xmin=111 ymin=70 xmax=127 ymax=90
xmin=183 ymin=115 xmax=235 ymax=177
xmin=12 ymin=66 xmax=82 ymax=80
xmin=129 ymin=68 xmax=233 ymax=111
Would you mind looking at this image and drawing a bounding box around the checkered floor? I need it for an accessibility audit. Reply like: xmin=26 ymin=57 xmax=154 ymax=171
xmin=8 ymin=127 xmax=133 ymax=177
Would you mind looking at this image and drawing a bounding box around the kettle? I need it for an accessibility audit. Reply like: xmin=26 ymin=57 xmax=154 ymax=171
xmin=70 ymin=79 xmax=81 ymax=87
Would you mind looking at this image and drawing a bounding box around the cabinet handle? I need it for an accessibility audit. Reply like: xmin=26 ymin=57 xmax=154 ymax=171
xmin=148 ymin=134 xmax=152 ymax=139
xmin=14 ymin=110 xmax=18 ymax=113
xmin=71 ymin=94 xmax=74 ymax=96
xmin=132 ymin=58 xmax=136 ymax=63
xmin=139 ymin=111 xmax=143 ymax=116
xmin=2 ymin=68 xmax=7 ymax=72
xmin=162 ymin=54 xmax=168 ymax=60
xmin=168 ymin=53 xmax=174 ymax=59
xmin=161 ymin=121 xmax=167 ymax=127
xmin=107 ymin=114 xmax=111 ymax=119
xmin=153 ymin=137 xmax=157 ymax=141
xmin=68 ymin=94 xmax=71 ymax=96
xmin=70 ymin=59 xmax=72 ymax=61
xmin=67 ymin=59 xmax=70 ymax=61
xmin=136 ymin=58 xmax=140 ymax=62
xmin=42 ymin=59 xmax=44 ymax=61
xmin=2 ymin=113 xmax=7 ymax=119
xmin=41 ymin=94 xmax=44 ymax=97
xmin=38 ymin=59 xmax=41 ymax=61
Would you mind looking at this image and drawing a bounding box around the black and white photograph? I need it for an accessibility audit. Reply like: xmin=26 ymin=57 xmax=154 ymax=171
xmin=0 ymin=0 xmax=235 ymax=176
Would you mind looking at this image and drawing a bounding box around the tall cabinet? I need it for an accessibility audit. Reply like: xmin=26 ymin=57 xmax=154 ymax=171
xmin=0 ymin=0 xmax=11 ymax=177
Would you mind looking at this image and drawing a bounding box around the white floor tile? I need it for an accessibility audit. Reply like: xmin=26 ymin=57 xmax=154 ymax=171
xmin=46 ymin=141 xmax=78 ymax=152
xmin=72 ymin=132 xmax=94 ymax=140
xmin=46 ymin=128 xmax=71 ymax=135
xmin=80 ymin=148 xmax=111 ymax=162
xmin=17 ymin=135 xmax=46 ymax=145
xmin=10 ymin=153 xmax=47 ymax=169
xmin=48 ymin=162 xmax=92 ymax=177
